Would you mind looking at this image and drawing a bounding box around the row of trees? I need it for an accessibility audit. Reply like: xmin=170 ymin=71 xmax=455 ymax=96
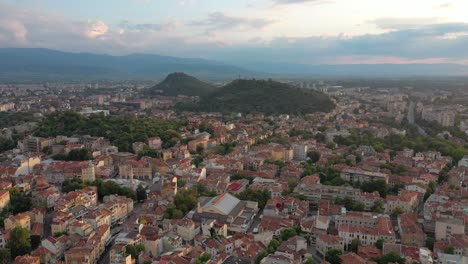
xmin=62 ymin=178 xmax=137 ymax=201
xmin=52 ymin=148 xmax=94 ymax=161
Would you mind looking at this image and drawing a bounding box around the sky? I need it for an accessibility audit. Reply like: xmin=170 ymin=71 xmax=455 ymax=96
xmin=1 ymin=0 xmax=468 ymax=65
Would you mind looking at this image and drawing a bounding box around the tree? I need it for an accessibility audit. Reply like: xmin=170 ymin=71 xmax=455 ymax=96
xmin=165 ymin=188 xmax=198 ymax=219
xmin=304 ymin=257 xmax=317 ymax=264
xmin=268 ymin=239 xmax=281 ymax=254
xmin=8 ymin=227 xmax=31 ymax=258
xmin=391 ymin=207 xmax=405 ymax=218
xmin=136 ymin=184 xmax=147 ymax=202
xmin=349 ymin=238 xmax=361 ymax=253
xmin=443 ymin=246 xmax=455 ymax=254
xmin=196 ymin=144 xmax=204 ymax=155
xmin=31 ymin=235 xmax=41 ymax=250
xmin=125 ymin=244 xmax=145 ymax=259
xmin=325 ymin=249 xmax=342 ymax=264
xmin=314 ymin=133 xmax=326 ymax=143
xmin=178 ymin=179 xmax=187 ymax=188
xmin=307 ymin=150 xmax=321 ymax=163
xmin=236 ymin=189 xmax=271 ymax=210
xmin=373 ymin=252 xmax=405 ymax=264
xmin=375 ymin=238 xmax=384 ymax=250
xmin=360 ymin=180 xmax=389 ymax=198
xmin=280 ymin=228 xmax=297 ymax=242
xmin=425 ymin=237 xmax=434 ymax=250
xmin=255 ymin=252 xmax=268 ymax=264
xmin=8 ymin=188 xmax=32 ymax=214
xmin=195 ymin=253 xmax=212 ymax=264
xmin=0 ymin=249 xmax=10 ymax=264
xmin=372 ymin=200 xmax=384 ymax=214
xmin=138 ymin=146 xmax=159 ymax=158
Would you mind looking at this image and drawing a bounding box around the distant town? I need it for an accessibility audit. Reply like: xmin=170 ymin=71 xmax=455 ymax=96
xmin=1 ymin=74 xmax=468 ymax=264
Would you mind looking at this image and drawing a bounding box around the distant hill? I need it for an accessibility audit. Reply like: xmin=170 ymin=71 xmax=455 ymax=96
xmin=147 ymin=72 xmax=217 ymax=96
xmin=0 ymin=48 xmax=255 ymax=82
xmin=179 ymin=79 xmax=335 ymax=114
xmin=234 ymin=61 xmax=468 ymax=77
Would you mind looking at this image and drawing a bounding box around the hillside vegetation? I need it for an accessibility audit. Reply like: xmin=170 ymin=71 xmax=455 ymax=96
xmin=34 ymin=111 xmax=182 ymax=152
xmin=147 ymin=72 xmax=217 ymax=96
xmin=178 ymin=79 xmax=335 ymax=114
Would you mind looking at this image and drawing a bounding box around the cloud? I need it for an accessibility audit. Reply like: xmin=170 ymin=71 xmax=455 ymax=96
xmin=436 ymin=2 xmax=453 ymax=9
xmin=1 ymin=2 xmax=468 ymax=64
xmin=210 ymin=22 xmax=468 ymax=64
xmin=371 ymin=17 xmax=443 ymax=30
xmin=0 ymin=20 xmax=28 ymax=43
xmin=86 ymin=20 xmax=108 ymax=38
xmin=272 ymin=0 xmax=333 ymax=5
xmin=191 ymin=12 xmax=275 ymax=32
xmin=117 ymin=20 xmax=179 ymax=33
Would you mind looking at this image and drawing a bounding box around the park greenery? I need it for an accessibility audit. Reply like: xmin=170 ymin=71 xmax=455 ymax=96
xmin=34 ymin=111 xmax=182 ymax=152
xmin=335 ymin=196 xmax=365 ymax=211
xmin=52 ymin=148 xmax=94 ymax=161
xmin=61 ymin=178 xmax=137 ymax=200
xmin=372 ymin=252 xmax=405 ymax=264
xmin=0 ymin=111 xmax=36 ymax=128
xmin=213 ymin=142 xmax=237 ymax=155
xmin=164 ymin=188 xmax=198 ymax=219
xmin=235 ymin=189 xmax=271 ymax=210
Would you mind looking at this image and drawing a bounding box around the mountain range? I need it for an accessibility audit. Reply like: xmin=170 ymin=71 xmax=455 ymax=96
xmin=1 ymin=48 xmax=468 ymax=81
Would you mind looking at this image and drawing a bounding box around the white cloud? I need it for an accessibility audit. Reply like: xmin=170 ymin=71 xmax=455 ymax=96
xmin=85 ymin=20 xmax=109 ymax=39
xmin=0 ymin=19 xmax=28 ymax=43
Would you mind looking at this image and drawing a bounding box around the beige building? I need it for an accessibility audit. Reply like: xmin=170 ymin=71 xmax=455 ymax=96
xmin=338 ymin=216 xmax=395 ymax=248
xmin=340 ymin=168 xmax=389 ymax=184
xmin=65 ymin=247 xmax=95 ymax=264
xmin=435 ymin=218 xmax=465 ymax=241
xmin=14 ymin=255 xmax=40 ymax=264
xmin=81 ymin=162 xmax=96 ymax=182
xmin=385 ymin=190 xmax=420 ymax=214
xmin=83 ymin=208 xmax=112 ymax=229
xmin=316 ymin=234 xmax=344 ymax=257
xmin=119 ymin=160 xmax=152 ymax=180
xmin=177 ymin=219 xmax=199 ymax=241
xmin=148 ymin=137 xmax=162 ymax=150
xmin=0 ymin=190 xmax=10 ymax=210
xmin=4 ymin=213 xmax=31 ymax=231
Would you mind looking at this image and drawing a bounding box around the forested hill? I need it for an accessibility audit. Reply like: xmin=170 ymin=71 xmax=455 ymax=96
xmin=178 ymin=79 xmax=335 ymax=115
xmin=146 ymin=72 xmax=217 ymax=96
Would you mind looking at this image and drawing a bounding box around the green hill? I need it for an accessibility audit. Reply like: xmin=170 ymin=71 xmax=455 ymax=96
xmin=179 ymin=79 xmax=335 ymax=114
xmin=148 ymin=72 xmax=217 ymax=96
